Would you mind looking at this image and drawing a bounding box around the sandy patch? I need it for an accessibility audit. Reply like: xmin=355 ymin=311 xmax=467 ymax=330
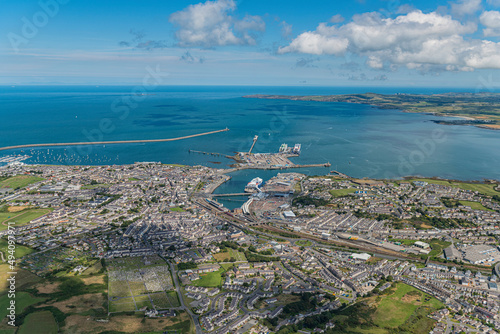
xmin=401 ymin=292 xmax=421 ymax=304
xmin=81 ymin=275 xmax=105 ymax=285
xmin=479 ymin=124 xmax=500 ymax=130
xmin=62 ymin=312 xmax=188 ymax=334
xmin=61 ymin=315 xmax=108 ymax=334
xmin=36 ymin=282 xmax=60 ymax=294
xmin=7 ymin=206 xmax=28 ymax=213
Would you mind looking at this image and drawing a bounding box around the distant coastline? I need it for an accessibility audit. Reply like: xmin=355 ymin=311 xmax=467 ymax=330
xmin=244 ymin=93 xmax=500 ymax=130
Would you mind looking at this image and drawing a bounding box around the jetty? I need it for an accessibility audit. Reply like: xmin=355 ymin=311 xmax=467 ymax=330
xmin=0 ymin=128 xmax=229 ymax=152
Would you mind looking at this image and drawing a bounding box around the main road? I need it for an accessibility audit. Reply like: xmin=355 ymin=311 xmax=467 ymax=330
xmin=167 ymin=260 xmax=202 ymax=334
xmin=0 ymin=128 xmax=229 ymax=152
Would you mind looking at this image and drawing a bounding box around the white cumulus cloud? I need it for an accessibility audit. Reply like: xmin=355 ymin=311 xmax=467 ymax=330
xmin=480 ymin=10 xmax=500 ymax=36
xmin=169 ymin=0 xmax=265 ymax=47
xmin=279 ymin=10 xmax=500 ymax=71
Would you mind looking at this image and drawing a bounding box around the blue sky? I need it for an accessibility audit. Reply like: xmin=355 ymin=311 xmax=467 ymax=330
xmin=2 ymin=0 xmax=500 ymax=87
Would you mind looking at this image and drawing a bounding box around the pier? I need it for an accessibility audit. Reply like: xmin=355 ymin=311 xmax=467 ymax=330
xmin=188 ymin=150 xmax=233 ymax=159
xmin=0 ymin=128 xmax=229 ymax=152
xmin=330 ymin=170 xmax=350 ymax=178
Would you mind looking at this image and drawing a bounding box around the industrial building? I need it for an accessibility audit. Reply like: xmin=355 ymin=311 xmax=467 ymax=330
xmin=463 ymin=245 xmax=500 ymax=265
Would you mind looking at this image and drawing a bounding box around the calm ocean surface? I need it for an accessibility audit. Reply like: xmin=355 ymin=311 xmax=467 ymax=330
xmin=1 ymin=85 xmax=499 ymax=207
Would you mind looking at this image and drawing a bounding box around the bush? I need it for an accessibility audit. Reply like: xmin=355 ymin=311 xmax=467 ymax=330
xmin=178 ymin=262 xmax=197 ymax=270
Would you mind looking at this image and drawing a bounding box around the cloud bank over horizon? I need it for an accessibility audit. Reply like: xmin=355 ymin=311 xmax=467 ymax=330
xmin=278 ymin=8 xmax=500 ymax=72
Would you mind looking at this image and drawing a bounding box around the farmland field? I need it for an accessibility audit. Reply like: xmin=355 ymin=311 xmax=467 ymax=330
xmin=212 ymin=248 xmax=246 ymax=262
xmin=329 ymin=188 xmax=357 ymax=197
xmin=18 ymin=311 xmax=58 ymax=334
xmin=0 ymin=292 xmax=45 ymax=319
xmin=0 ymin=208 xmax=52 ymax=232
xmin=0 ymin=175 xmax=44 ymax=189
xmin=331 ymin=283 xmax=443 ymax=334
xmin=459 ymin=200 xmax=494 ymax=212
xmin=0 ymin=264 xmax=41 ymax=294
xmin=404 ymin=179 xmax=500 ymax=197
xmin=0 ymin=238 xmax=34 ymax=259
xmin=372 ymin=284 xmax=442 ymax=328
xmin=191 ymin=268 xmax=225 ymax=287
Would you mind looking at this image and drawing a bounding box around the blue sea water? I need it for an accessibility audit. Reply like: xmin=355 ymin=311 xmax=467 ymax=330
xmin=1 ymin=85 xmax=499 ymax=201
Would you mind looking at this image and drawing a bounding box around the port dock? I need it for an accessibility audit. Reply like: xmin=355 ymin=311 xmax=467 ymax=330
xmin=330 ymin=170 xmax=350 ymax=178
xmin=230 ymin=162 xmax=331 ymax=170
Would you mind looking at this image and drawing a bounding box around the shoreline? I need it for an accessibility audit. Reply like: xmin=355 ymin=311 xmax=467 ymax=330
xmin=244 ymin=93 xmax=500 ymax=131
xmin=4 ymin=161 xmax=498 ymax=184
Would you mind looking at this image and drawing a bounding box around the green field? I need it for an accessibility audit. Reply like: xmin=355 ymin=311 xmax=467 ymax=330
xmin=329 ymin=188 xmax=357 ymax=197
xmin=328 ymin=282 xmax=443 ymax=334
xmin=0 ymin=238 xmax=34 ymax=259
xmin=191 ymin=268 xmax=225 ymax=287
xmin=109 ymin=298 xmax=136 ymax=312
xmin=459 ymin=200 xmax=494 ymax=212
xmin=0 ymin=329 xmax=16 ymax=334
xmin=110 ymin=291 xmax=180 ymax=312
xmin=219 ymin=263 xmax=234 ymax=271
xmin=373 ymin=283 xmax=443 ymax=329
xmin=170 ymin=207 xmax=186 ymax=212
xmin=455 ymin=183 xmax=500 ymax=197
xmin=18 ymin=311 xmax=58 ymax=334
xmin=163 ymin=319 xmax=192 ymax=334
xmin=0 ymin=208 xmax=52 ymax=231
xmin=152 ymin=291 xmax=180 ymax=309
xmin=295 ymin=240 xmax=313 ymax=247
xmin=405 ymin=179 xmax=500 ymax=197
xmin=212 ymin=248 xmax=246 ymax=262
xmin=0 ymin=292 xmax=45 ymax=319
xmin=0 ymin=175 xmax=44 ymax=189
xmin=81 ymin=261 xmax=103 ymax=275
xmin=134 ymin=294 xmax=153 ymax=309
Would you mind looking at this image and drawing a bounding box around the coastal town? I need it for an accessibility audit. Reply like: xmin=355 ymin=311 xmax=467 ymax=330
xmin=1 ymin=161 xmax=500 ymax=334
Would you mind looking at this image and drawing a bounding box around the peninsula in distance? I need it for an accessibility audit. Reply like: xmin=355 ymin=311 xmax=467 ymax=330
xmin=245 ymin=93 xmax=500 ymax=130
